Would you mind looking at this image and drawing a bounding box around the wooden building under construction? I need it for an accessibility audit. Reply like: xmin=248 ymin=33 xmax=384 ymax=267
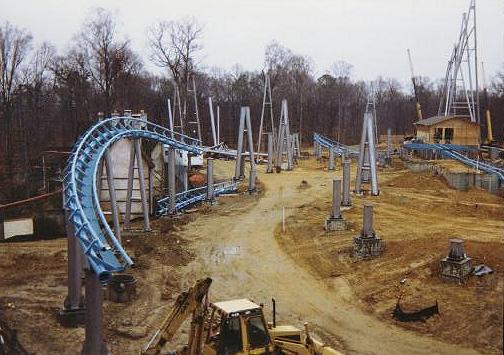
xmin=414 ymin=115 xmax=480 ymax=147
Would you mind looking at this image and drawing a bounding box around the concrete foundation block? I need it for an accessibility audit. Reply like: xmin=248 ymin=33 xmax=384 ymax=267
xmin=57 ymin=305 xmax=86 ymax=328
xmin=325 ymin=217 xmax=347 ymax=231
xmin=104 ymin=274 xmax=137 ymax=303
xmin=353 ymin=235 xmax=384 ymax=259
xmin=440 ymin=257 xmax=472 ymax=283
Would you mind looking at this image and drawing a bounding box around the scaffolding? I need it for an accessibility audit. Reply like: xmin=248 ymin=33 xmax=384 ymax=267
xmin=438 ymin=0 xmax=480 ymax=123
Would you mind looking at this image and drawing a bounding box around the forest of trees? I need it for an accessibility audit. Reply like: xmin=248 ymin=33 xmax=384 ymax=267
xmin=1 ymin=8 xmax=503 ymax=202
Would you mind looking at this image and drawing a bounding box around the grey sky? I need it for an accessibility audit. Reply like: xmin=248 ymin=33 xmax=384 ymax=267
xmin=2 ymin=0 xmax=503 ymax=86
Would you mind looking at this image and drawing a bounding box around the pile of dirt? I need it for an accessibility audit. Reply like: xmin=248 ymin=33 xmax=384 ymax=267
xmin=277 ymin=161 xmax=504 ymax=354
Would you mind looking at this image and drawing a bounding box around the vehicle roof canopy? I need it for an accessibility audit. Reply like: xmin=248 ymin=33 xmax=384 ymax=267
xmin=212 ymin=299 xmax=261 ymax=315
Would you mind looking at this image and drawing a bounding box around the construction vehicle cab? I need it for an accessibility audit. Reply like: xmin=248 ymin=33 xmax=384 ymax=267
xmin=204 ymin=299 xmax=274 ymax=354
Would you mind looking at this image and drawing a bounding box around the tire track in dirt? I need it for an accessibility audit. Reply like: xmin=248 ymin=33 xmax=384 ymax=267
xmin=178 ymin=164 xmax=481 ymax=355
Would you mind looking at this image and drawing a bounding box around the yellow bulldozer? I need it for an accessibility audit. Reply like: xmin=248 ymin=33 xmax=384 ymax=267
xmin=142 ymin=278 xmax=342 ymax=355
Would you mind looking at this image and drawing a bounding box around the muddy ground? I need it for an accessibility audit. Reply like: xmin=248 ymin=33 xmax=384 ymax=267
xmin=0 ymin=157 xmax=502 ymax=354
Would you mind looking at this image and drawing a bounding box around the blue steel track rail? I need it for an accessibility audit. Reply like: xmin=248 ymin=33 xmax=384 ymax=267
xmin=156 ymin=180 xmax=237 ymax=216
xmin=63 ymin=116 xmax=202 ymax=283
xmin=313 ymin=133 xmax=359 ymax=155
xmin=403 ymin=142 xmax=504 ymax=181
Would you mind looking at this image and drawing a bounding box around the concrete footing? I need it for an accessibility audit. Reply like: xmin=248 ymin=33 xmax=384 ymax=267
xmin=57 ymin=302 xmax=86 ymax=328
xmin=104 ymin=274 xmax=137 ymax=303
xmin=325 ymin=217 xmax=347 ymax=231
xmin=353 ymin=204 xmax=384 ymax=258
xmin=440 ymin=239 xmax=472 ymax=283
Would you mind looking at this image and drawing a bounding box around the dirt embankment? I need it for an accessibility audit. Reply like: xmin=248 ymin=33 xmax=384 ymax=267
xmin=277 ymin=161 xmax=504 ymax=354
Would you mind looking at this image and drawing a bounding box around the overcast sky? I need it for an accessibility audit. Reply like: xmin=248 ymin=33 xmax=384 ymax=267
xmin=2 ymin=0 xmax=503 ymax=86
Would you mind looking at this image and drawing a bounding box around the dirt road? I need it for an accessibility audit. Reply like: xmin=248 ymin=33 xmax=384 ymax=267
xmin=178 ymin=161 xmax=482 ymax=355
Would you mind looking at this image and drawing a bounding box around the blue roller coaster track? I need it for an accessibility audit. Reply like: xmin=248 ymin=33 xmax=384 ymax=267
xmin=156 ymin=180 xmax=237 ymax=216
xmin=403 ymin=142 xmax=504 ymax=182
xmin=63 ymin=116 xmax=204 ymax=283
xmin=313 ymin=133 xmax=360 ymax=156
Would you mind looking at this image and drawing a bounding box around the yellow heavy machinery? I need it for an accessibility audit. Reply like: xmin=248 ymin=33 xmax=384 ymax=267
xmin=142 ymin=278 xmax=342 ymax=355
xmin=481 ymin=62 xmax=495 ymax=145
xmin=407 ymin=49 xmax=423 ymax=122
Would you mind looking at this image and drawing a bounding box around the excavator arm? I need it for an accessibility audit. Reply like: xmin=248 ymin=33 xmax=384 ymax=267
xmin=142 ymin=277 xmax=212 ymax=355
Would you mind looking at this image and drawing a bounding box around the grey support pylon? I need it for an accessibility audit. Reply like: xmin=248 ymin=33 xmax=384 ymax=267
xmin=331 ymin=180 xmax=342 ymax=219
xmin=257 ymin=73 xmax=276 ymax=154
xmin=234 ymin=107 xmax=257 ymax=183
xmin=325 ymin=179 xmax=346 ymax=231
xmin=58 ymin=196 xmax=85 ymax=327
xmin=208 ymin=97 xmax=217 ymax=146
xmin=266 ymin=132 xmax=274 ymax=173
xmin=328 ymin=148 xmax=336 ymax=170
xmin=355 ymin=111 xmax=379 ymax=196
xmin=293 ymin=133 xmax=301 ymax=159
xmin=81 ymin=269 xmax=108 ymax=355
xmin=275 ymin=100 xmax=294 ymax=171
xmin=167 ymin=147 xmax=177 ymax=214
xmin=97 ymin=112 xmax=122 ymax=243
xmin=386 ymin=128 xmax=392 ymax=166
xmin=206 ymin=158 xmax=215 ymax=202
xmin=353 ymin=204 xmax=384 ymax=258
xmin=124 ymin=112 xmax=151 ymax=231
xmin=342 ymin=159 xmax=352 ymax=206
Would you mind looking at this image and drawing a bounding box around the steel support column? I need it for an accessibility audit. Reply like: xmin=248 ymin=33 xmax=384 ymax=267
xmin=81 ymin=269 xmax=108 ymax=355
xmin=206 ymin=158 xmax=215 ymax=202
xmin=104 ymin=150 xmax=121 ymax=243
xmin=167 ymin=147 xmax=177 ymax=214
xmin=266 ymin=132 xmax=274 ymax=173
xmin=328 ymin=148 xmax=335 ymax=171
xmin=362 ymin=204 xmax=374 ymax=237
xmin=342 ymin=159 xmax=352 ymax=206
xmin=331 ymin=179 xmax=342 ymax=219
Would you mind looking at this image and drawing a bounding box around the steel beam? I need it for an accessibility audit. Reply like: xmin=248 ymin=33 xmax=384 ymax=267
xmin=362 ymin=204 xmax=374 ymax=237
xmin=104 ymin=150 xmax=121 ymax=243
xmin=328 ymin=148 xmax=335 ymax=171
xmin=266 ymin=132 xmax=274 ymax=173
xmin=342 ymin=159 xmax=352 ymax=206
xmin=81 ymin=269 xmax=108 ymax=355
xmin=206 ymin=158 xmax=215 ymax=202
xmin=167 ymin=147 xmax=177 ymax=214
xmin=331 ymin=179 xmax=342 ymax=219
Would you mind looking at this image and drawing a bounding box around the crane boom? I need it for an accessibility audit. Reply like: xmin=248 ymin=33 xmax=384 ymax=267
xmin=481 ymin=61 xmax=494 ymax=143
xmin=407 ymin=49 xmax=423 ymax=121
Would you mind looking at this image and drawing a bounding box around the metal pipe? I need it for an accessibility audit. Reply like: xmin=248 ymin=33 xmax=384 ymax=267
xmin=328 ymin=148 xmax=335 ymax=171
xmin=234 ymin=108 xmax=246 ymax=180
xmin=65 ymin=206 xmax=83 ymax=309
xmin=272 ymin=298 xmax=276 ymax=328
xmin=167 ymin=147 xmax=176 ymax=214
xmin=355 ymin=112 xmax=368 ymax=194
xmin=267 ymin=132 xmax=274 ymax=173
xmin=206 ymin=158 xmax=215 ymax=202
xmin=366 ymin=113 xmax=379 ymax=196
xmin=124 ymin=142 xmax=135 ymax=230
xmin=286 ymin=134 xmax=293 ymax=170
xmin=104 ymin=150 xmax=121 ymax=243
xmin=81 ymin=269 xmax=108 ymax=355
xmin=331 ymin=179 xmax=342 ymax=219
xmin=362 ymin=204 xmax=374 ymax=237
xmin=342 ymin=159 xmax=352 ymax=206
xmin=134 ymin=138 xmax=151 ymax=231
xmin=208 ymin=97 xmax=217 ymax=146
xmin=249 ymin=166 xmax=257 ymax=193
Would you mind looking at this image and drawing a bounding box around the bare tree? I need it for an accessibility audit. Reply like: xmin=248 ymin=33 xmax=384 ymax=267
xmin=148 ymin=17 xmax=202 ymax=117
xmin=77 ymin=8 xmax=141 ymax=115
xmin=0 ymin=21 xmax=32 ymax=155
xmin=264 ymin=40 xmax=291 ymax=91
